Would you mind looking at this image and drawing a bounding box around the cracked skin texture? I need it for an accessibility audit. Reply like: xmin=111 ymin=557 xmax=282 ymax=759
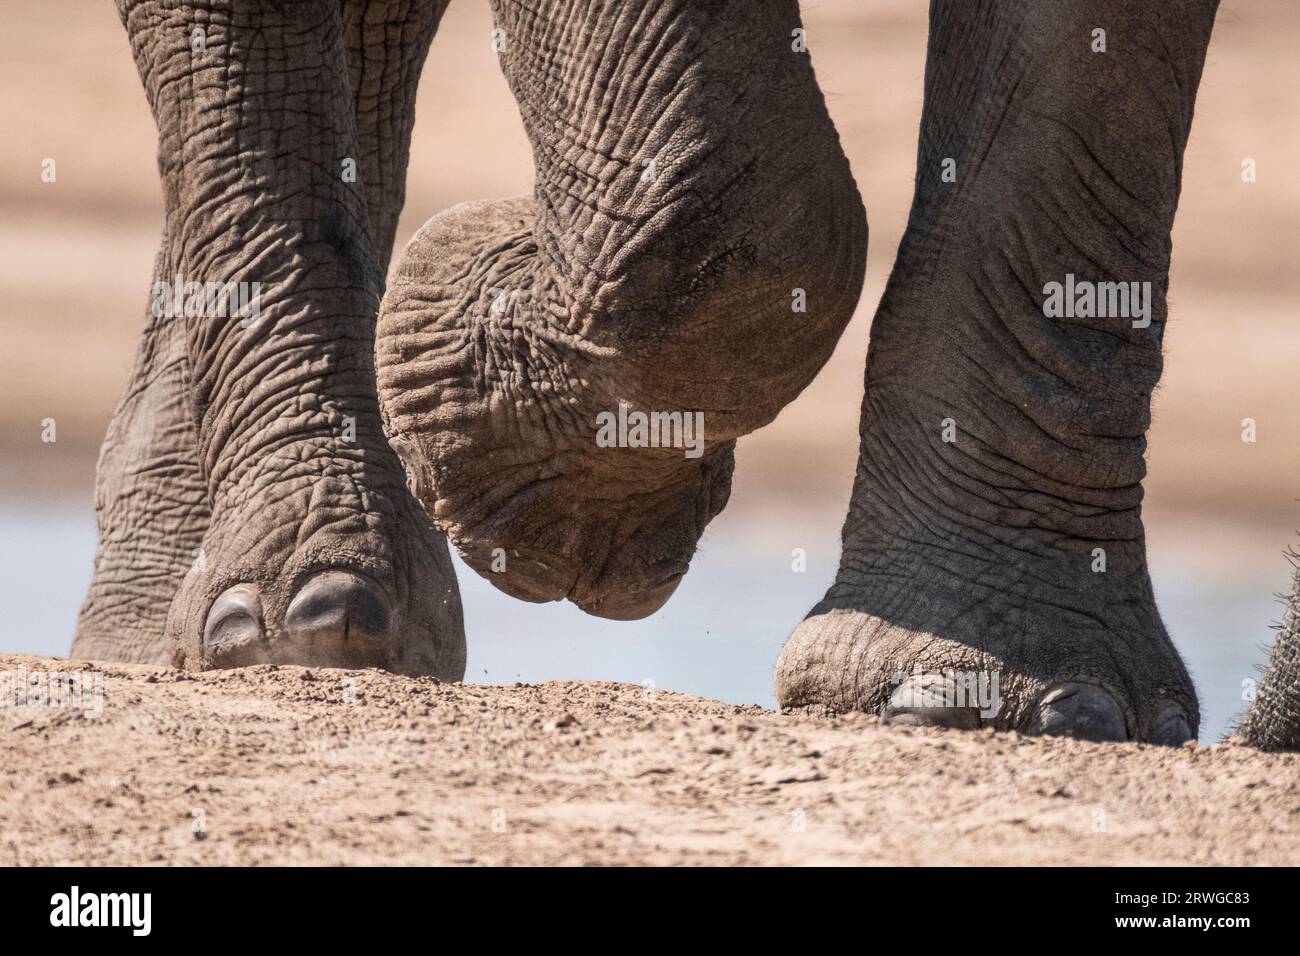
xmin=776 ymin=0 xmax=1220 ymax=745
xmin=67 ymin=0 xmax=1300 ymax=752
xmin=75 ymin=0 xmax=864 ymax=670
xmin=74 ymin=0 xmax=465 ymax=678
xmin=376 ymin=0 xmax=865 ymax=621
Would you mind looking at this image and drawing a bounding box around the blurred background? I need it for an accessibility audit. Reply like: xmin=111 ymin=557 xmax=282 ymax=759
xmin=2 ymin=0 xmax=1297 ymax=741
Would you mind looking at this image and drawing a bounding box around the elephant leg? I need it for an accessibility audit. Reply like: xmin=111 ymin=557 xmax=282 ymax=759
xmin=93 ymin=0 xmax=462 ymax=676
xmin=74 ymin=0 xmax=451 ymax=668
xmin=73 ymin=234 xmax=211 ymax=665
xmin=1237 ymin=568 xmax=1300 ymax=750
xmin=776 ymin=0 xmax=1219 ymax=744
xmin=376 ymin=0 xmax=868 ymax=619
xmin=339 ymin=0 xmax=450 ymax=269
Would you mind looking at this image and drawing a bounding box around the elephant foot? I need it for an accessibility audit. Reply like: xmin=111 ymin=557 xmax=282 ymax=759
xmin=1236 ymin=566 xmax=1300 ymax=751
xmin=775 ymin=570 xmax=1197 ymax=745
xmin=164 ymin=460 xmax=465 ymax=680
xmin=374 ymin=0 xmax=866 ymax=620
xmin=377 ymin=199 xmax=741 ymax=620
xmin=772 ymin=0 xmax=1213 ymax=747
xmin=73 ymin=0 xmax=464 ymax=676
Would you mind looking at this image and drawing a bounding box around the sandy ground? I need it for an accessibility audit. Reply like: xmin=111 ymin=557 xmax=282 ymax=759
xmin=2 ymin=653 xmax=1297 ymax=866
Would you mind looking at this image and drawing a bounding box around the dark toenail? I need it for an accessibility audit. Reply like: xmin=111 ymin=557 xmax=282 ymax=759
xmin=1030 ymin=682 xmax=1128 ymax=742
xmin=204 ymin=585 xmax=268 ymax=667
xmin=285 ymin=571 xmax=393 ymax=649
xmin=1148 ymin=704 xmax=1193 ymax=747
xmin=883 ymin=674 xmax=984 ymax=731
xmin=581 ymin=575 xmax=682 ymax=621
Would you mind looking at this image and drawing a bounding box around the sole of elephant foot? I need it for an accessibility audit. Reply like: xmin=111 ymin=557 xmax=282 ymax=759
xmin=376 ymin=200 xmax=746 ymax=622
xmin=167 ymin=497 xmax=466 ymax=679
xmin=775 ymin=606 xmax=1197 ymax=746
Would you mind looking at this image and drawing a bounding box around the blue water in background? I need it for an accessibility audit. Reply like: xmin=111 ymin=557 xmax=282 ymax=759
xmin=0 ymin=500 xmax=1278 ymax=743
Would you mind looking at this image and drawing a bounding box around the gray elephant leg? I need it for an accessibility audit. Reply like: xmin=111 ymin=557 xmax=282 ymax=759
xmin=1237 ymin=568 xmax=1300 ymax=750
xmin=81 ymin=0 xmax=463 ymax=676
xmin=340 ymin=0 xmax=450 ymax=268
xmin=73 ymin=0 xmax=446 ymax=668
xmin=376 ymin=0 xmax=868 ymax=619
xmin=776 ymin=0 xmax=1219 ymax=744
xmin=73 ymin=234 xmax=211 ymax=665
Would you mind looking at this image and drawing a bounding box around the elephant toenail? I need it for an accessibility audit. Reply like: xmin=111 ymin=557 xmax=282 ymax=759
xmin=284 ymin=571 xmax=394 ymax=666
xmin=203 ymin=584 xmax=268 ymax=667
xmin=1148 ymin=704 xmax=1193 ymax=747
xmin=580 ymin=575 xmax=683 ymax=621
xmin=1030 ymin=682 xmax=1128 ymax=742
xmin=883 ymin=673 xmax=985 ymax=731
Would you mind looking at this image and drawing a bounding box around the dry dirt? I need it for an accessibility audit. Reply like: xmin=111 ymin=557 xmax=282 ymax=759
xmin=2 ymin=653 xmax=1297 ymax=866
